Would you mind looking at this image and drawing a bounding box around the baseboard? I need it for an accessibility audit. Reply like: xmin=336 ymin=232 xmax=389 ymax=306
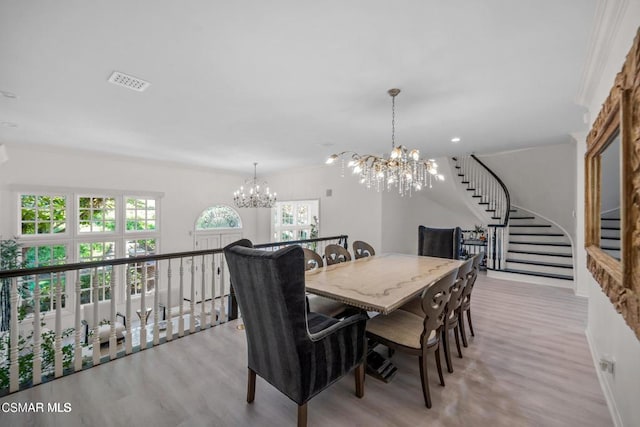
xmin=585 ymin=328 xmax=622 ymax=427
xmin=486 ymin=269 xmax=574 ymax=289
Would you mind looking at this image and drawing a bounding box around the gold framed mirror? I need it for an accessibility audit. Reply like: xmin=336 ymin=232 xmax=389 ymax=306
xmin=585 ymin=28 xmax=639 ymax=340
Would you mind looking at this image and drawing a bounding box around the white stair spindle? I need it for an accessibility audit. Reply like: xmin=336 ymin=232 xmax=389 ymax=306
xmin=190 ymin=257 xmax=196 ymax=333
xmin=201 ymin=255 xmax=207 ymax=328
xmin=32 ymin=273 xmax=42 ymax=385
xmin=140 ymin=261 xmax=147 ymax=349
xmin=9 ymin=277 xmax=19 ymax=392
xmin=211 ymin=255 xmax=217 ymax=326
xmin=220 ymin=258 xmax=227 ymax=323
xmin=125 ymin=265 xmax=132 ymax=355
xmin=92 ymin=269 xmax=100 ymax=366
xmin=54 ymin=272 xmax=63 ymax=377
xmin=166 ymin=260 xmax=173 ymax=340
xmin=179 ymin=258 xmax=185 ymax=337
xmin=109 ymin=266 xmax=117 ymax=359
xmin=153 ymin=261 xmax=160 ymax=345
xmin=74 ymin=271 xmax=82 ymax=371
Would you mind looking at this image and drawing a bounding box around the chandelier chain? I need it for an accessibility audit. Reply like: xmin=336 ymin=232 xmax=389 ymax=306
xmin=391 ymin=94 xmax=395 ymax=149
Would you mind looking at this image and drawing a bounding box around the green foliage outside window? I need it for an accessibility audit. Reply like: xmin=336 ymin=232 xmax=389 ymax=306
xmin=20 ymin=195 xmax=66 ymax=235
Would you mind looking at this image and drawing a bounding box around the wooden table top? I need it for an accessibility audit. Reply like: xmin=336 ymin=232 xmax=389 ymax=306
xmin=305 ymin=253 xmax=464 ymax=314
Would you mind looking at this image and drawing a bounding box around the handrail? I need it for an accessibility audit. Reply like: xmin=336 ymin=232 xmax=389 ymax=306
xmin=0 ymin=235 xmax=349 ymax=279
xmin=470 ymin=154 xmax=511 ymax=226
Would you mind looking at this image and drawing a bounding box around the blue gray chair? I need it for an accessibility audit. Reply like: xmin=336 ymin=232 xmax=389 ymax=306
xmin=418 ymin=225 xmax=463 ymax=259
xmin=224 ymin=239 xmax=367 ymax=427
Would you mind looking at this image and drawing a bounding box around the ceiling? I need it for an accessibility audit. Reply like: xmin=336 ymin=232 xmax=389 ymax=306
xmin=0 ymin=1 xmax=596 ymax=174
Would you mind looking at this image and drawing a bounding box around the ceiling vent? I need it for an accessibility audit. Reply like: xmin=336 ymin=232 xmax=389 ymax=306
xmin=108 ymin=71 xmax=151 ymax=92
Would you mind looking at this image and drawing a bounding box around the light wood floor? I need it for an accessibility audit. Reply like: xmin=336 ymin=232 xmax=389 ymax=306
xmin=0 ymin=274 xmax=612 ymax=426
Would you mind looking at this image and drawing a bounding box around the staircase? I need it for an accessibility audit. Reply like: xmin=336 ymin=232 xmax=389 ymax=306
xmin=601 ymin=209 xmax=621 ymax=260
xmin=452 ymin=155 xmax=574 ymax=288
xmin=504 ymin=206 xmax=574 ymax=286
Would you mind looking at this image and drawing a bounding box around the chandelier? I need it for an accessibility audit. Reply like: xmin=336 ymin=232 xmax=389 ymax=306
xmin=326 ymin=88 xmax=444 ymax=196
xmin=233 ymin=162 xmax=277 ymax=208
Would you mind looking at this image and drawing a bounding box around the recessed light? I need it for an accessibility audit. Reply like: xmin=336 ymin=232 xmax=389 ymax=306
xmin=451 ymin=137 xmax=461 ymax=143
xmin=1 ymin=121 xmax=18 ymax=128
xmin=1 ymin=91 xmax=17 ymax=99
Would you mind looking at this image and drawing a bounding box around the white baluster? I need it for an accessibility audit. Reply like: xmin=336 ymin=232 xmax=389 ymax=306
xmin=54 ymin=272 xmax=62 ymax=377
xmin=140 ymin=262 xmax=147 ymax=349
xmin=9 ymin=277 xmax=19 ymax=392
xmin=211 ymin=255 xmax=217 ymax=326
xmin=220 ymin=258 xmax=227 ymax=323
xmin=32 ymin=274 xmax=41 ymax=385
xmin=200 ymin=255 xmax=207 ymax=328
xmin=91 ymin=269 xmax=100 ymax=366
xmin=153 ymin=261 xmax=160 ymax=345
xmin=125 ymin=265 xmax=132 ymax=355
xmin=109 ymin=266 xmax=117 ymax=360
xmin=189 ymin=257 xmax=196 ymax=333
xmin=74 ymin=271 xmax=82 ymax=371
xmin=179 ymin=258 xmax=185 ymax=337
xmin=166 ymin=260 xmax=173 ymax=340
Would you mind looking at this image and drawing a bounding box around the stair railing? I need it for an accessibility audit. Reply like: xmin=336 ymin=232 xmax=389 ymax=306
xmin=452 ymin=155 xmax=511 ymax=270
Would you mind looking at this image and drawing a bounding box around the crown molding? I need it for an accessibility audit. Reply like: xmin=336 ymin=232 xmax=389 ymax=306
xmin=576 ymin=0 xmax=629 ymax=107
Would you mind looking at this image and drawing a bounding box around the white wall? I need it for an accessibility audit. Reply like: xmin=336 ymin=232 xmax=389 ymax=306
xmin=262 ymin=164 xmax=382 ymax=250
xmin=576 ymin=3 xmax=640 ymax=426
xmin=0 ymin=143 xmax=261 ymax=249
xmin=477 ymin=142 xmax=577 ymax=241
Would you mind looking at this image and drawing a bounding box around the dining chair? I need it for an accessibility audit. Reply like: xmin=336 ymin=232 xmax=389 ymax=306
xmin=324 ymin=244 xmax=352 ymax=265
xmin=302 ymin=247 xmax=349 ymax=318
xmin=365 ymin=268 xmax=458 ymax=408
xmin=224 ymin=239 xmax=368 ymax=427
xmin=352 ymin=240 xmax=375 ymax=259
xmin=418 ymin=225 xmax=463 ymax=259
xmin=441 ymin=258 xmax=474 ymax=373
xmin=460 ymin=252 xmax=483 ymax=347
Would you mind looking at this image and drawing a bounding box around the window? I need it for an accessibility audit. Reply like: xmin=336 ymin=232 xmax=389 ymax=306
xmin=126 ymin=197 xmax=156 ymax=231
xmin=126 ymin=239 xmax=157 ymax=294
xmin=196 ymin=205 xmax=242 ymax=230
xmin=20 ymin=244 xmax=68 ymax=313
xmin=272 ymin=200 xmax=319 ymax=242
xmin=79 ymin=241 xmax=115 ymax=304
xmin=20 ymin=194 xmax=66 ymax=235
xmin=78 ymin=196 xmax=116 ymax=233
xmin=15 ymin=189 xmax=161 ymax=313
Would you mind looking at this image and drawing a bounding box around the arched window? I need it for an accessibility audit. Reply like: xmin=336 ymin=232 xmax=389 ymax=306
xmin=196 ymin=205 xmax=242 ymax=230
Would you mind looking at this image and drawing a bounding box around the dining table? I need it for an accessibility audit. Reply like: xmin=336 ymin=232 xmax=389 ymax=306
xmin=305 ymin=252 xmax=464 ymax=314
xmin=305 ymin=252 xmax=464 ymax=382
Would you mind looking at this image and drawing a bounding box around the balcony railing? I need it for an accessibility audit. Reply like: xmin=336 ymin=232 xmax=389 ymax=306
xmin=0 ymin=235 xmax=347 ymax=395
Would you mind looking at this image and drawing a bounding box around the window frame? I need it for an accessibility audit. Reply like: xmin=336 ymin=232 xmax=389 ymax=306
xmin=271 ymin=199 xmax=319 ymax=242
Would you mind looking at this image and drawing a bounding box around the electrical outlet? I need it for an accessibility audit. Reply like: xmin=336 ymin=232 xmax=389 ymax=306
xmin=599 ymin=355 xmax=615 ymax=374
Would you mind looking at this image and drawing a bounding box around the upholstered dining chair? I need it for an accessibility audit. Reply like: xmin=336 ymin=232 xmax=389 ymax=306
xmin=324 ymin=244 xmax=352 ymax=265
xmin=460 ymin=252 xmax=483 ymax=347
xmin=302 ymin=247 xmax=349 ymax=318
xmin=352 ymin=240 xmax=375 ymax=259
xmin=224 ymin=240 xmax=368 ymax=427
xmin=441 ymin=258 xmax=474 ymax=373
xmin=366 ymin=268 xmax=458 ymax=408
xmin=418 ymin=225 xmax=463 ymax=259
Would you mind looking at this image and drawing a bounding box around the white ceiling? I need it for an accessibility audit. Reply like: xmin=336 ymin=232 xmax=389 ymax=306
xmin=0 ymin=1 xmax=596 ymax=174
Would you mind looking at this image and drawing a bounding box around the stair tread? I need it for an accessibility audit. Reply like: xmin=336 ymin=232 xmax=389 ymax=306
xmin=510 ymin=241 xmax=571 ymax=247
xmin=466 ymin=188 xmax=476 ymax=191
xmin=479 ymin=202 xmax=490 ymax=205
xmin=601 ymin=246 xmax=620 ymax=250
xmin=491 ymin=216 xmax=501 ymax=219
xmin=472 ymin=195 xmax=483 ymax=198
xmin=508 ymin=249 xmax=572 ymax=258
xmin=509 ymin=232 xmax=564 ymax=236
xmin=601 ymin=227 xmax=620 ymax=230
xmin=506 ymin=259 xmax=573 ymax=269
xmin=502 ymin=268 xmax=573 ymax=281
xmin=485 ymin=209 xmax=496 ymax=212
xmin=600 ymin=236 xmax=621 ymax=240
xmin=461 ymin=181 xmax=470 ymax=184
xmin=510 ymin=224 xmax=551 ymax=228
xmin=601 ymin=218 xmax=620 ymax=221
xmin=510 ymin=216 xmax=535 ymax=220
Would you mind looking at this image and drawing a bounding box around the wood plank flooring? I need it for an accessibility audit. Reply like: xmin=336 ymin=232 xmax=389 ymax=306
xmin=0 ymin=274 xmax=612 ymax=426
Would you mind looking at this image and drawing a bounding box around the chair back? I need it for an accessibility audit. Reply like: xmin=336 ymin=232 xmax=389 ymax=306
xmin=418 ymin=226 xmax=462 ymax=259
xmin=462 ymin=252 xmax=483 ymax=302
xmin=419 ymin=268 xmax=458 ymax=344
xmin=224 ymin=239 xmax=309 ymax=393
xmin=302 ymin=247 xmax=323 ymax=271
xmin=83 ymin=301 xmax=117 ymax=328
xmin=353 ymin=241 xmax=375 ymax=259
xmin=449 ymin=259 xmax=474 ymax=313
xmin=325 ymin=244 xmax=352 ymax=265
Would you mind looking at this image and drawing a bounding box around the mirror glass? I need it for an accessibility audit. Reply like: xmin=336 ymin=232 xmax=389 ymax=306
xmin=599 ymin=130 xmax=621 ymax=261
